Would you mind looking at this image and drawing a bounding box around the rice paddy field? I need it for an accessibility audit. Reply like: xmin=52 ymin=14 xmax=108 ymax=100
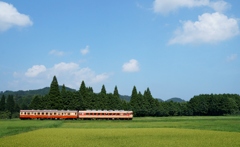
xmin=0 ymin=116 xmax=240 ymax=147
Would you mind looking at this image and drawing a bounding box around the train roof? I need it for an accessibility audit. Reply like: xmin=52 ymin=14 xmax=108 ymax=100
xmin=79 ymin=110 xmax=133 ymax=113
xmin=20 ymin=110 xmax=133 ymax=113
xmin=20 ymin=110 xmax=77 ymax=113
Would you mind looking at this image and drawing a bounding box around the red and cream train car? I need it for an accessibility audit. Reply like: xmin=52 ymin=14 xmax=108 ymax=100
xmin=20 ymin=110 xmax=78 ymax=120
xmin=19 ymin=110 xmax=133 ymax=120
xmin=79 ymin=110 xmax=133 ymax=120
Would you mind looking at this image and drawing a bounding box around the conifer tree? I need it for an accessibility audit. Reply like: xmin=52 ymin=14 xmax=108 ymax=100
xmin=113 ymin=86 xmax=119 ymax=97
xmin=99 ymin=85 xmax=108 ymax=109
xmin=0 ymin=95 xmax=6 ymax=111
xmin=143 ymin=87 xmax=157 ymax=116
xmin=29 ymin=95 xmax=41 ymax=109
xmin=112 ymin=86 xmax=122 ymax=110
xmin=48 ymin=76 xmax=61 ymax=109
xmin=61 ymin=84 xmax=68 ymax=110
xmin=79 ymin=81 xmax=87 ymax=109
xmin=6 ymin=95 xmax=15 ymax=118
xmin=130 ymin=86 xmax=139 ymax=116
xmin=100 ymin=85 xmax=107 ymax=95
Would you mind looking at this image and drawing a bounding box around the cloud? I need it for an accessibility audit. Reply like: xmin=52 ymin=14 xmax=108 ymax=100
xmin=53 ymin=62 xmax=79 ymax=71
xmin=0 ymin=1 xmax=33 ymax=32
xmin=25 ymin=65 xmax=46 ymax=77
xmin=209 ymin=0 xmax=230 ymax=12
xmin=22 ymin=62 xmax=110 ymax=89
xmin=122 ymin=59 xmax=140 ymax=72
xmin=226 ymin=54 xmax=237 ymax=62
xmin=80 ymin=45 xmax=89 ymax=55
xmin=153 ymin=0 xmax=208 ymax=14
xmin=153 ymin=0 xmax=230 ymax=14
xmin=169 ymin=12 xmax=239 ymax=44
xmin=49 ymin=50 xmax=65 ymax=56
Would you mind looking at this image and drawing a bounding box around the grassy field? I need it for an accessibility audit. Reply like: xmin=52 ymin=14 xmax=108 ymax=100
xmin=0 ymin=116 xmax=240 ymax=147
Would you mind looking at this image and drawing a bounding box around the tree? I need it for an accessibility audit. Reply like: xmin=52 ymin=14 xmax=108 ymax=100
xmin=112 ymin=86 xmax=122 ymax=110
xmin=61 ymin=84 xmax=69 ymax=110
xmin=14 ymin=103 xmax=20 ymax=112
xmin=100 ymin=85 xmax=107 ymax=95
xmin=48 ymin=76 xmax=61 ymax=109
xmin=130 ymin=86 xmax=140 ymax=116
xmin=6 ymin=95 xmax=15 ymax=119
xmin=0 ymin=95 xmax=6 ymax=111
xmin=99 ymin=85 xmax=108 ymax=109
xmin=79 ymin=81 xmax=88 ymax=109
xmin=113 ymin=86 xmax=119 ymax=97
xmin=29 ymin=95 xmax=42 ymax=109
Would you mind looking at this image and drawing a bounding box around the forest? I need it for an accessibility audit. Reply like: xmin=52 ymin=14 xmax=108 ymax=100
xmin=0 ymin=76 xmax=240 ymax=119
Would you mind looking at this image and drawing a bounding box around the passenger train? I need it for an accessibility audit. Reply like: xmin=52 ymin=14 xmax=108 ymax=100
xmin=19 ymin=110 xmax=133 ymax=120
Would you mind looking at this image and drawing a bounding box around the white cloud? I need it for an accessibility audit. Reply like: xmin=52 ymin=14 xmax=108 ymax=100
xmin=80 ymin=45 xmax=89 ymax=55
xmin=226 ymin=54 xmax=237 ymax=62
xmin=49 ymin=50 xmax=65 ymax=56
xmin=169 ymin=12 xmax=239 ymax=44
xmin=91 ymin=73 xmax=109 ymax=83
xmin=53 ymin=62 xmax=79 ymax=71
xmin=122 ymin=59 xmax=140 ymax=72
xmin=153 ymin=0 xmax=230 ymax=14
xmin=25 ymin=65 xmax=46 ymax=77
xmin=22 ymin=62 xmax=110 ymax=89
xmin=0 ymin=1 xmax=33 ymax=32
xmin=209 ymin=0 xmax=230 ymax=13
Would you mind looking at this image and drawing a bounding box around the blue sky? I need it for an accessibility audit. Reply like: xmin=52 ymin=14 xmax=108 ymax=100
xmin=0 ymin=0 xmax=239 ymax=100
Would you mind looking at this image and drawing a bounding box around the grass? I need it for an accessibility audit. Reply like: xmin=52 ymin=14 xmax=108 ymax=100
xmin=0 ymin=119 xmax=62 ymax=138
xmin=0 ymin=116 xmax=240 ymax=146
xmin=61 ymin=116 xmax=240 ymax=132
xmin=0 ymin=128 xmax=240 ymax=147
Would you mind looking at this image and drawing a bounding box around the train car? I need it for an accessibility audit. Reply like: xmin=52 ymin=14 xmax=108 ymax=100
xmin=19 ymin=110 xmax=78 ymax=120
xmin=78 ymin=110 xmax=133 ymax=120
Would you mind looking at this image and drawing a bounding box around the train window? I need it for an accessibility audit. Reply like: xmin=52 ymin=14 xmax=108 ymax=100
xmin=68 ymin=113 xmax=70 ymax=115
xmin=42 ymin=112 xmax=44 ymax=115
xmin=38 ymin=112 xmax=40 ymax=115
xmin=46 ymin=113 xmax=48 ymax=115
xmin=27 ymin=112 xmax=30 ymax=115
xmin=86 ymin=113 xmax=89 ymax=115
xmin=54 ymin=113 xmax=56 ymax=115
xmin=102 ymin=113 xmax=104 ymax=115
xmin=24 ymin=112 xmax=26 ymax=115
xmin=94 ymin=113 xmax=96 ymax=115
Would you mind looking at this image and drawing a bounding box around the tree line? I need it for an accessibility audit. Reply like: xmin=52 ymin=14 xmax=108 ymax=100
xmin=0 ymin=76 xmax=240 ymax=118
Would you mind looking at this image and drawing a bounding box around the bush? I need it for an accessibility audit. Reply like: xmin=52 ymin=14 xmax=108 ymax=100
xmin=0 ymin=111 xmax=11 ymax=119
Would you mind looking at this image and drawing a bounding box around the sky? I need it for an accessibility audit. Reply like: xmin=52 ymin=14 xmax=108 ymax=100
xmin=0 ymin=0 xmax=239 ymax=101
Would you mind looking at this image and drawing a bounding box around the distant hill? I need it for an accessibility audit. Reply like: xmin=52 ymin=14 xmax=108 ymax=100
xmin=166 ymin=97 xmax=185 ymax=103
xmin=0 ymin=86 xmax=76 ymax=97
xmin=119 ymin=95 xmax=164 ymax=102
xmin=1 ymin=87 xmax=183 ymax=103
xmin=120 ymin=95 xmax=131 ymax=102
xmin=157 ymin=98 xmax=164 ymax=102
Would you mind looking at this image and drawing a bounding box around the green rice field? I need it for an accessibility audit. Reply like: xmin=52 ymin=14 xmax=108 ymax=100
xmin=0 ymin=116 xmax=240 ymax=147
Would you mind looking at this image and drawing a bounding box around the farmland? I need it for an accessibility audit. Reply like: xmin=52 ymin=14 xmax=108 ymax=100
xmin=0 ymin=116 xmax=240 ymax=146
